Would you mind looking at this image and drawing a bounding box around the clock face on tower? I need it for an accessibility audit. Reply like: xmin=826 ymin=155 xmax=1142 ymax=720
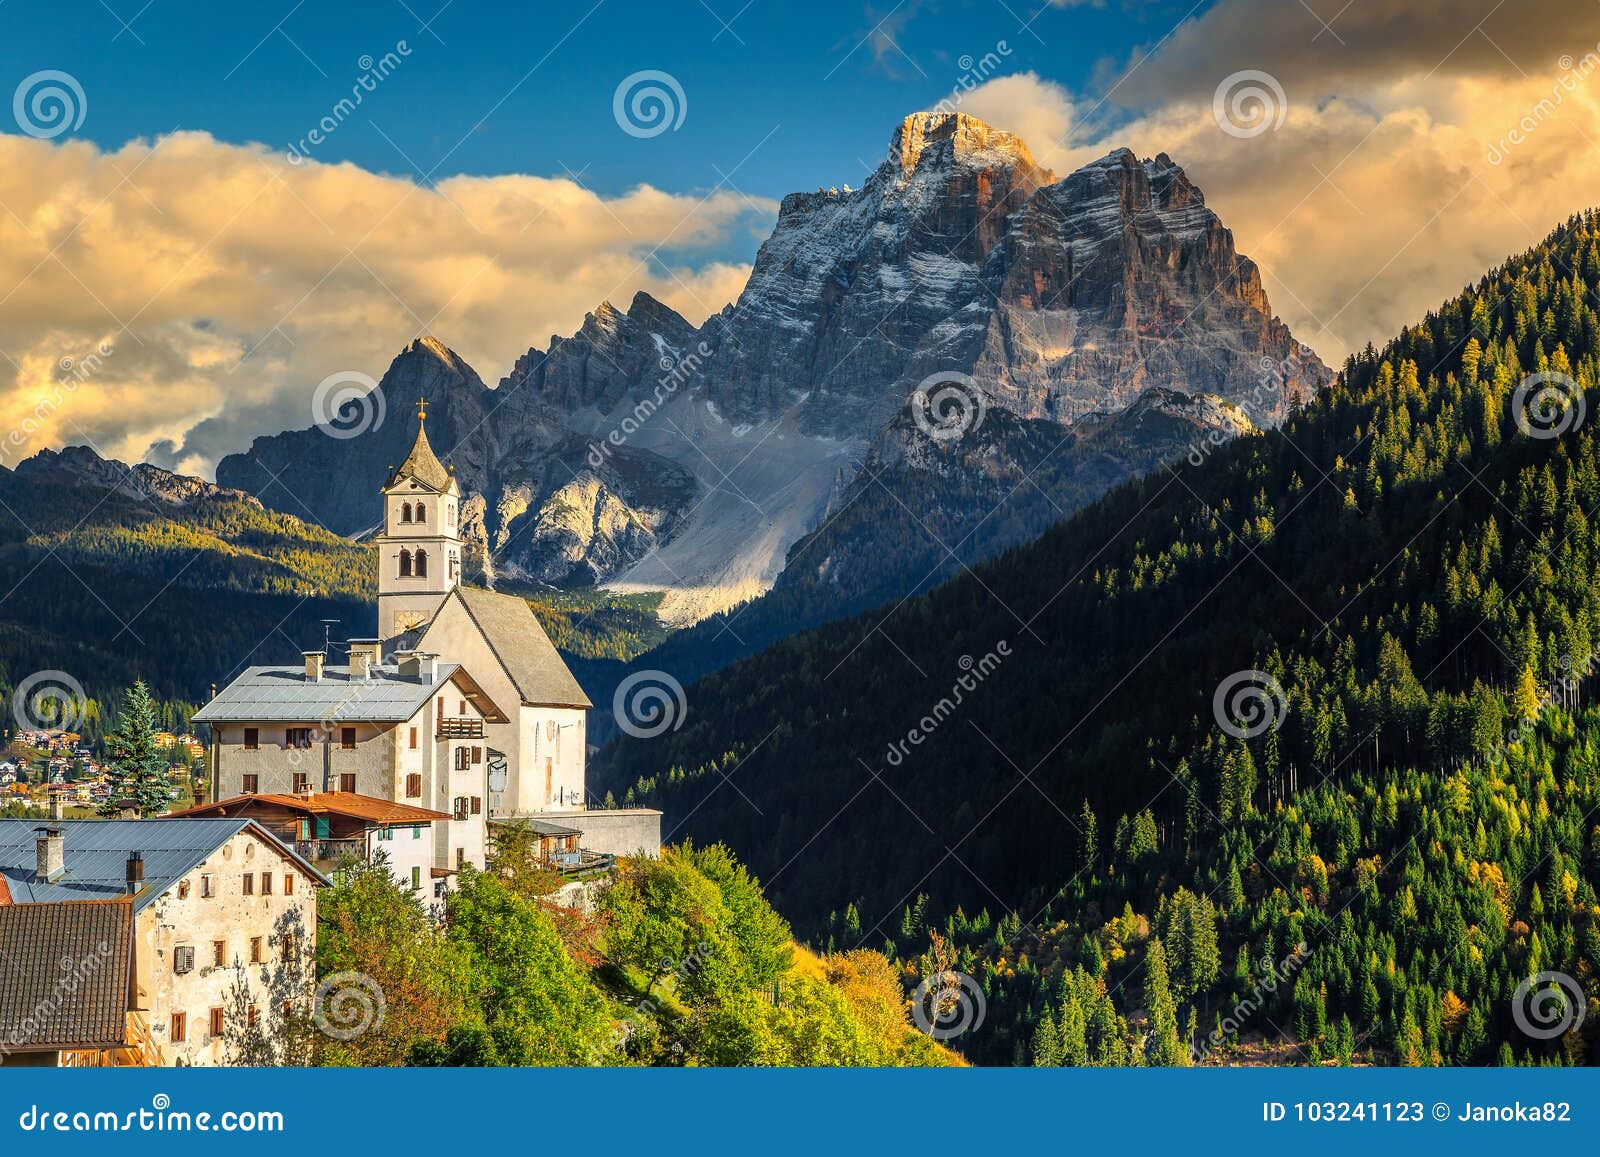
xmin=393 ymin=610 xmax=430 ymax=635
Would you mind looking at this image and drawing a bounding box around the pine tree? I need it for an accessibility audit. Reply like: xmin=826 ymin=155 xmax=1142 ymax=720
xmin=97 ymin=681 xmax=172 ymax=818
xmin=1143 ymin=938 xmax=1188 ymax=1066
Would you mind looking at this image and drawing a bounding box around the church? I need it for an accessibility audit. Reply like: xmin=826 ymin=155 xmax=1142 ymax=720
xmin=194 ymin=401 xmax=660 ymax=877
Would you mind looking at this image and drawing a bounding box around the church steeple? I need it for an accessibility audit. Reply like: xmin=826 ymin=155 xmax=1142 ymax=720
xmin=377 ymin=401 xmax=462 ymax=639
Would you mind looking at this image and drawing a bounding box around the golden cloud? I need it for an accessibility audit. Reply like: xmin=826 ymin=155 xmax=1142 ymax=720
xmin=0 ymin=131 xmax=766 ymax=474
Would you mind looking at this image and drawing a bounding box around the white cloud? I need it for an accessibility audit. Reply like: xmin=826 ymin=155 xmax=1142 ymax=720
xmin=0 ymin=131 xmax=768 ymax=475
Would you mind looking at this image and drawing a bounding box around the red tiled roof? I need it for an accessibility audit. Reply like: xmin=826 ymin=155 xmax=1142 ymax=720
xmin=172 ymin=791 xmax=448 ymax=824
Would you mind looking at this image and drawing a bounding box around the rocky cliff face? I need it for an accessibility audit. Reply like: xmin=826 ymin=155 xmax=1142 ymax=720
xmin=17 ymin=445 xmax=263 ymax=508
xmin=214 ymin=111 xmax=1326 ymax=625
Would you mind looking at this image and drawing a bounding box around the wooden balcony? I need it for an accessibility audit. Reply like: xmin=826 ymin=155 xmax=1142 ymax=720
xmin=437 ymin=718 xmax=484 ymax=739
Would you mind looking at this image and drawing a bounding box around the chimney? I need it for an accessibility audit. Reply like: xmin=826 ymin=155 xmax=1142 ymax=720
xmin=125 ymin=851 xmax=144 ymax=895
xmin=303 ymin=651 xmax=325 ymax=682
xmin=348 ymin=638 xmax=381 ymax=680
xmin=48 ymin=794 xmax=63 ymax=820
xmin=35 ymin=826 xmax=64 ymax=883
xmin=396 ymin=651 xmax=438 ymax=683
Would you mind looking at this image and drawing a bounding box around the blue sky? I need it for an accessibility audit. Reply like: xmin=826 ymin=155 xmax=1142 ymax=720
xmin=0 ymin=0 xmax=1192 ymax=200
xmin=2 ymin=0 xmax=1592 ymax=470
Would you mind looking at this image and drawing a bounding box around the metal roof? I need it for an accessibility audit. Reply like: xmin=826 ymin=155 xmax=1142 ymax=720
xmin=0 ymin=898 xmax=133 ymax=1051
xmin=441 ymin=587 xmax=592 ymax=708
xmin=0 ymin=818 xmax=327 ymax=913
xmin=192 ymin=661 xmax=463 ymax=724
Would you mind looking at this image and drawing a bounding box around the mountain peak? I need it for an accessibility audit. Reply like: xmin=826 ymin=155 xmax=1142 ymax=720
xmin=890 ymin=111 xmax=1039 ymax=174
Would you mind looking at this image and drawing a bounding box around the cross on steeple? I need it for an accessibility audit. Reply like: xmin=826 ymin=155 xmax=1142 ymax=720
xmin=417 ymin=396 xmax=429 ymax=423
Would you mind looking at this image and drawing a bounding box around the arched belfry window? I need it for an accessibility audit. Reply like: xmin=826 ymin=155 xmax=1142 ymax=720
xmin=399 ymin=549 xmax=413 ymax=577
xmin=415 ymin=549 xmax=428 ymax=578
xmin=401 ymin=502 xmax=413 ymax=523
xmin=414 ymin=502 xmax=425 ymax=524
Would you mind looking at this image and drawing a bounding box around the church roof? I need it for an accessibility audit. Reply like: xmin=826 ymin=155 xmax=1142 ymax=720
xmin=427 ymin=587 xmax=593 ymax=709
xmin=387 ymin=410 xmax=454 ymax=494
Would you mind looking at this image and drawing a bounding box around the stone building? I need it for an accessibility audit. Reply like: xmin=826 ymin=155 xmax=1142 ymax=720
xmin=0 ymin=818 xmax=324 ymax=1067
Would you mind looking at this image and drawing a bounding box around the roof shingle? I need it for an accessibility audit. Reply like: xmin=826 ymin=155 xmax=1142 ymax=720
xmin=0 ymin=898 xmax=132 ymax=1052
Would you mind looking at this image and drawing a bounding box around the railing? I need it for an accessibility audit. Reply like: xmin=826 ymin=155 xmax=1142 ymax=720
xmin=542 ymin=848 xmax=613 ymax=876
xmin=437 ymin=718 xmax=484 ymax=739
xmin=297 ymin=836 xmax=368 ymax=864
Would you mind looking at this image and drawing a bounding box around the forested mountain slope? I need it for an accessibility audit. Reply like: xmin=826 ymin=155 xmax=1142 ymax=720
xmin=595 ymin=213 xmax=1600 ymax=1064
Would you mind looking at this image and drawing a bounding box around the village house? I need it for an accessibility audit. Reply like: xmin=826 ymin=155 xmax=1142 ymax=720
xmin=192 ymin=650 xmax=506 ymax=886
xmin=0 ymin=818 xmax=324 ymax=1067
xmin=174 ymin=791 xmax=451 ymax=904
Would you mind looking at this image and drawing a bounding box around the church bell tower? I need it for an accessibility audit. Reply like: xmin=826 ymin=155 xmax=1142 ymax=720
xmin=377 ymin=398 xmax=462 ymax=640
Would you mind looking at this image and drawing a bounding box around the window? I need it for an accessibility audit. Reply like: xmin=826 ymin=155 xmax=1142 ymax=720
xmin=286 ymin=728 xmax=313 ymax=749
xmin=405 ymin=773 xmax=422 ymax=799
xmin=378 ymin=826 xmax=392 ymax=842
xmin=173 ymin=945 xmax=194 ymax=975
xmin=454 ymin=747 xmax=470 ymax=771
xmin=471 ymin=746 xmax=482 ymax=765
xmin=260 ymin=872 xmax=273 ymax=895
xmin=284 ymin=874 xmax=294 ymax=896
xmin=213 ymin=940 xmax=225 ymax=967
xmin=414 ymin=503 xmax=425 ymax=524
xmin=412 ymin=825 xmax=423 ymax=840
xmin=399 ymin=549 xmax=413 ymax=577
xmin=409 ymin=727 xmax=418 ymax=750
xmin=243 ymin=727 xmax=259 ymax=750
xmin=281 ymin=932 xmax=296 ymax=963
xmin=242 ymin=774 xmax=258 ymax=794
xmin=410 ymin=866 xmax=421 ymax=891
xmin=401 ymin=501 xmax=412 ymax=523
xmin=247 ymin=1005 xmax=259 ymax=1029
xmin=339 ymin=773 xmax=356 ymax=793
xmin=453 ymin=796 xmax=469 ymax=821
xmin=456 ymin=847 xmax=466 ymax=869
xmin=291 ymin=771 xmax=308 ymax=794
xmin=242 ymin=874 xmax=254 ymax=896
xmin=210 ymin=1008 xmax=224 ymax=1037
xmin=170 ymin=1012 xmax=186 ymax=1043
xmin=341 ymin=727 xmax=356 ymax=749
xmin=250 ymin=937 xmax=263 ymax=964
xmin=414 ymin=549 xmax=428 ymax=578
xmin=177 ymin=879 xmax=190 ymax=900
xmin=458 ymin=699 xmax=467 ymax=715
xmin=201 ymin=875 xmax=215 ymax=899
xmin=470 ymin=796 xmax=482 ymax=816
